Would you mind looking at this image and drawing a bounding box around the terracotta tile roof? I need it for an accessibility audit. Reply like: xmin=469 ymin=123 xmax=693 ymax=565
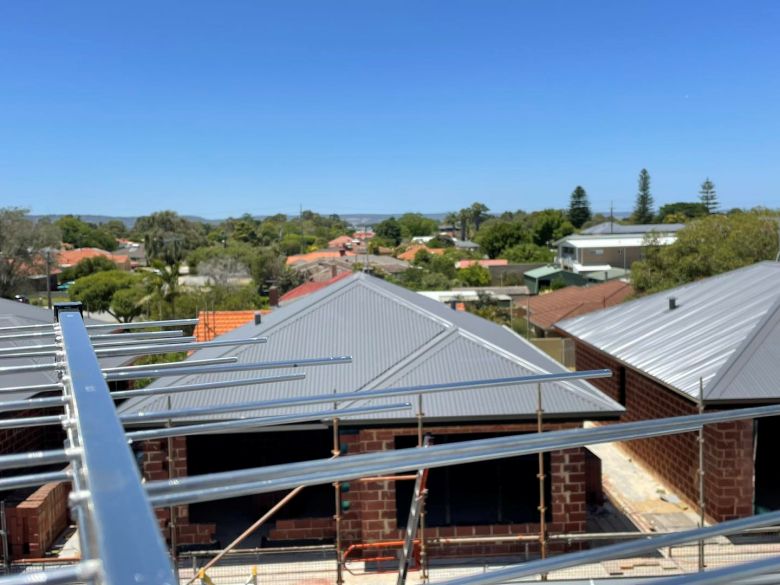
xmin=328 ymin=235 xmax=353 ymax=248
xmin=57 ymin=248 xmax=131 ymax=269
xmin=280 ymin=272 xmax=352 ymax=304
xmin=397 ymin=245 xmax=446 ymax=262
xmin=525 ymin=280 xmax=634 ymax=332
xmin=286 ymin=250 xmax=355 ymax=265
xmin=456 ymin=259 xmax=509 ymax=269
xmin=194 ymin=309 xmax=271 ymax=342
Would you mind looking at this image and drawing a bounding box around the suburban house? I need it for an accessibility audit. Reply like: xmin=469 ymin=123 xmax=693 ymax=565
xmin=113 ymin=240 xmax=147 ymax=268
xmin=518 ymin=280 xmax=633 ymax=337
xmin=117 ymin=273 xmax=623 ymax=551
xmin=554 ymin=224 xmax=682 ymax=275
xmin=0 ymin=300 xmax=134 ymax=558
xmin=556 ymin=261 xmax=780 ymax=521
xmin=286 ymin=250 xmax=355 ymax=266
xmin=455 ymin=259 xmax=509 ymax=269
xmin=581 ymin=222 xmax=685 ymax=236
xmin=523 ymin=266 xmax=588 ymax=294
xmin=417 ymin=289 xmax=513 ymax=309
xmin=57 ymin=247 xmax=132 ymax=271
xmin=278 ymin=272 xmax=351 ymax=305
xmin=328 ymin=235 xmax=354 ymax=249
xmin=397 ymin=245 xmax=446 ymax=262
xmin=194 ymin=310 xmax=271 ymax=342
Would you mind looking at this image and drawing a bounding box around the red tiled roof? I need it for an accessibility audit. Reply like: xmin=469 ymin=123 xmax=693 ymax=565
xmin=194 ymin=309 xmax=271 ymax=342
xmin=286 ymin=251 xmax=355 ymax=265
xmin=280 ymin=272 xmax=351 ymax=303
xmin=57 ymin=248 xmax=131 ymax=269
xmin=397 ymin=245 xmax=446 ymax=262
xmin=328 ymin=235 xmax=353 ymax=248
xmin=525 ymin=280 xmax=634 ymax=331
xmin=456 ymin=259 xmax=509 ymax=269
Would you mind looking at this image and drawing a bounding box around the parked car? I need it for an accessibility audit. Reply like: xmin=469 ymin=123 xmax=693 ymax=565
xmin=13 ymin=294 xmax=29 ymax=304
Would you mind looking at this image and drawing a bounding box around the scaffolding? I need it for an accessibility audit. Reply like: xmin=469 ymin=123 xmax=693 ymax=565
xmin=0 ymin=304 xmax=778 ymax=584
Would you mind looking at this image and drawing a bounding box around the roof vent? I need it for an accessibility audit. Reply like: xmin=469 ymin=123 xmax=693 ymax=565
xmin=254 ymin=312 xmax=262 ymax=325
xmin=668 ymin=297 xmax=678 ymax=311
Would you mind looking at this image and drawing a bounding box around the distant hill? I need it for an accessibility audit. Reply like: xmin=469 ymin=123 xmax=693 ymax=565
xmin=28 ymin=211 xmax=630 ymax=229
xmin=29 ymin=214 xmax=221 ymax=228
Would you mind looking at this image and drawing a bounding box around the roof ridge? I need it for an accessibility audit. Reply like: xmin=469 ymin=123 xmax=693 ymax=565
xmin=359 ymin=327 xmax=461 ymax=392
xmin=704 ymin=293 xmax=780 ymax=400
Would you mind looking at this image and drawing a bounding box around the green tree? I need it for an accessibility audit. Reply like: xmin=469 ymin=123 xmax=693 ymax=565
xmin=132 ymin=211 xmax=207 ymax=258
xmin=474 ymin=220 xmax=528 ymax=259
xmin=374 ymin=217 xmax=402 ymax=246
xmin=699 ymin=178 xmax=718 ymax=213
xmin=101 ymin=220 xmax=129 ymax=239
xmin=631 ymin=212 xmax=779 ymax=293
xmin=655 ymin=202 xmax=708 ymax=223
xmin=567 ymin=186 xmax=592 ymax=228
xmin=457 ymin=264 xmax=491 ymax=286
xmin=502 ymin=243 xmax=555 ymax=263
xmin=69 ymin=271 xmax=146 ymax=322
xmin=60 ymin=256 xmax=118 ymax=281
xmin=530 ymin=209 xmax=574 ymax=246
xmin=56 ymin=215 xmax=117 ymax=251
xmin=469 ymin=202 xmax=490 ymax=233
xmin=0 ymin=208 xmax=61 ymax=298
xmin=397 ymin=213 xmax=438 ymax=239
xmin=632 ymin=169 xmax=655 ymax=224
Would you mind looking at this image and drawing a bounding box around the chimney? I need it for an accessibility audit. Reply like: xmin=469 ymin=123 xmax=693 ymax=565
xmin=269 ymin=286 xmax=280 ymax=307
xmin=254 ymin=312 xmax=262 ymax=325
xmin=331 ymin=264 xmax=338 ymax=278
xmin=668 ymin=297 xmax=678 ymax=311
xmin=339 ymin=249 xmax=346 ymax=257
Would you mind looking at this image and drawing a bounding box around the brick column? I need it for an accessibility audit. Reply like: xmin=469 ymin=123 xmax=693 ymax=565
xmin=550 ymin=448 xmax=587 ymax=533
xmin=704 ymin=420 xmax=754 ymax=521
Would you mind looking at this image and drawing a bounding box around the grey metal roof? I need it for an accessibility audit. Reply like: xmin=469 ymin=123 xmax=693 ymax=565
xmin=581 ymin=222 xmax=686 ymax=235
xmin=0 ymin=299 xmax=134 ymax=400
xmin=524 ymin=265 xmax=566 ymax=279
xmin=557 ymin=261 xmax=780 ymax=403
xmin=118 ymin=273 xmax=623 ymax=423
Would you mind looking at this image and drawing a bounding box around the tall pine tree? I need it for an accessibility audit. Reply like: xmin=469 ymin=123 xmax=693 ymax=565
xmin=568 ymin=186 xmax=591 ymax=228
xmin=632 ymin=169 xmax=654 ymax=224
xmin=699 ymin=178 xmax=718 ymax=213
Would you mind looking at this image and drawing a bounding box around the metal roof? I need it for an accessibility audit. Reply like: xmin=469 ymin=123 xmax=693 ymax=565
xmin=118 ymin=273 xmax=623 ymax=423
xmin=582 ymin=222 xmax=686 ymax=235
xmin=557 ymin=261 xmax=780 ymax=403
xmin=524 ymin=265 xmax=566 ymax=279
xmin=557 ymin=234 xmax=677 ymax=248
xmin=0 ymin=299 xmax=131 ymax=400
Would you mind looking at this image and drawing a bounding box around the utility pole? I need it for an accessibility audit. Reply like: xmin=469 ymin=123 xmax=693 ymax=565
xmin=45 ymin=248 xmax=53 ymax=310
xmin=609 ymin=201 xmax=614 ymax=234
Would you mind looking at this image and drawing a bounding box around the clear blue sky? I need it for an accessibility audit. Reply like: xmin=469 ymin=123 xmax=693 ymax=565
xmin=1 ymin=1 xmax=778 ymax=218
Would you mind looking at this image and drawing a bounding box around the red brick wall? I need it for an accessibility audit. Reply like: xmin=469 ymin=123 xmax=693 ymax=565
xmin=0 ymin=409 xmax=69 ymax=561
xmin=574 ymin=340 xmax=754 ymax=521
xmin=139 ymin=438 xmax=215 ymax=546
xmin=5 ymin=481 xmax=71 ymax=559
xmin=269 ymin=423 xmax=588 ymax=553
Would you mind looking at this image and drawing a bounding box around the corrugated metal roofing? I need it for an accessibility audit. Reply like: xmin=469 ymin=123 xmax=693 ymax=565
xmin=0 ymin=299 xmax=131 ymax=400
xmin=557 ymin=261 xmax=780 ymax=403
xmin=524 ymin=266 xmax=565 ymax=279
xmin=118 ymin=273 xmax=622 ymax=423
xmin=559 ymin=235 xmax=677 ymax=248
xmin=582 ymin=223 xmax=686 ymax=235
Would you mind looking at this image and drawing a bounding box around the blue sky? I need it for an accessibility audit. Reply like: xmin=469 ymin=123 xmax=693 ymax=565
xmin=1 ymin=1 xmax=778 ymax=218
